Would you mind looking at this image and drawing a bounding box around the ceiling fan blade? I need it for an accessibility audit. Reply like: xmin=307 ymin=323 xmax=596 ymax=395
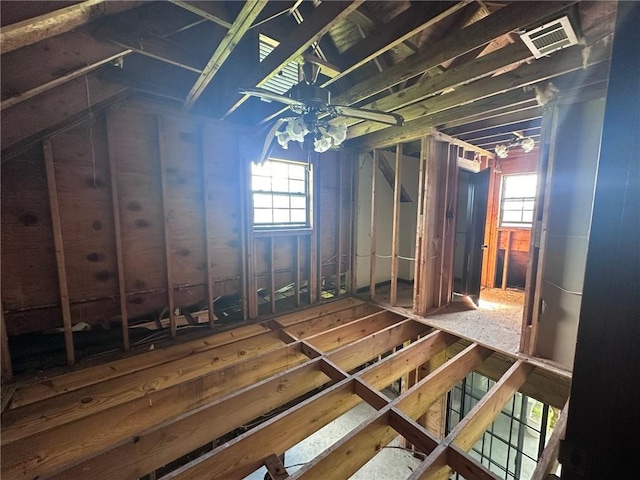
xmin=238 ymin=87 xmax=304 ymax=107
xmin=333 ymin=105 xmax=404 ymax=126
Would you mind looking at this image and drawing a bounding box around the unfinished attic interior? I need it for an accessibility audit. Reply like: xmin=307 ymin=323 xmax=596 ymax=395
xmin=1 ymin=1 xmax=638 ymax=479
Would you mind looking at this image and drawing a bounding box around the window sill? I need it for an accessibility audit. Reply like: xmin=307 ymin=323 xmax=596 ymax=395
xmin=253 ymin=228 xmax=314 ymax=237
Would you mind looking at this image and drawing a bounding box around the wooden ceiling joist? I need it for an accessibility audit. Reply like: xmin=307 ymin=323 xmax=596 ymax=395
xmin=182 ymin=0 xmax=268 ymax=110
xmin=333 ymin=1 xmax=574 ymax=107
xmin=325 ymin=1 xmax=472 ymax=87
xmin=223 ymin=0 xmax=364 ymax=118
xmin=93 ymin=23 xmax=204 ymax=74
xmin=347 ymin=40 xmax=610 ymax=140
xmin=167 ymin=0 xmax=234 ymax=29
xmin=1 ymin=296 xmax=572 ymax=480
xmin=0 ymin=0 xmax=144 ymax=54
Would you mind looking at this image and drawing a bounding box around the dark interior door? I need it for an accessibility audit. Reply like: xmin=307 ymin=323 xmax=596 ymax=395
xmin=463 ymin=168 xmax=490 ymax=305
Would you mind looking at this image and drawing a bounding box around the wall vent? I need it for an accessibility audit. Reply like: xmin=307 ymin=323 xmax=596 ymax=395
xmin=520 ymin=16 xmax=579 ymax=59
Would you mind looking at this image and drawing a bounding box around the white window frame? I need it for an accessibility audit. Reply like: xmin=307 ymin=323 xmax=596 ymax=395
xmin=251 ymin=158 xmax=312 ymax=231
xmin=499 ymin=173 xmax=537 ymax=228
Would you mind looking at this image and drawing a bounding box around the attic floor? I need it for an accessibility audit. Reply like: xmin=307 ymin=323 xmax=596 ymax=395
xmin=372 ymin=284 xmax=524 ymax=355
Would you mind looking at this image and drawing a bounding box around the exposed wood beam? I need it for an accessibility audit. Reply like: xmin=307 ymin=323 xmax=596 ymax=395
xmin=280 ymin=304 xmax=380 ymax=339
xmin=0 ymin=331 xmax=285 ymax=445
xmin=343 ymin=40 xmax=531 ymax=128
xmin=369 ymin=149 xmax=379 ymax=299
xmin=325 ymin=2 xmax=471 ymax=87
xmin=378 ymin=152 xmax=412 ymax=202
xmin=405 ymin=361 xmax=534 ymax=480
xmin=223 ymin=0 xmax=364 ymax=118
xmin=326 ymin=319 xmax=428 ymax=372
xmin=390 ymin=144 xmax=403 ymax=306
xmin=293 ymin=343 xmax=490 ymax=479
xmin=105 ymin=109 xmax=130 ymax=351
xmin=274 ymin=296 xmax=366 ymax=327
xmin=347 ymin=41 xmax=610 ymax=140
xmin=36 ymin=356 xmax=328 ymax=480
xmin=349 ymin=88 xmax=535 ymax=151
xmin=304 ymin=310 xmax=402 ymax=352
xmin=1 ymin=305 xmax=12 ymax=382
xmin=0 ymin=0 xmax=144 ymax=54
xmin=530 ymin=400 xmax=568 ymax=480
xmin=168 ymin=0 xmax=233 ymax=29
xmin=442 ymin=106 xmax=543 ymax=137
xmin=93 ymin=22 xmax=203 ymax=73
xmin=183 ymin=0 xmax=267 ymax=110
xmin=447 ymin=341 xmax=571 ymax=409
xmin=333 ymin=1 xmax=574 ymax=107
xmin=42 ymin=138 xmax=75 ymax=366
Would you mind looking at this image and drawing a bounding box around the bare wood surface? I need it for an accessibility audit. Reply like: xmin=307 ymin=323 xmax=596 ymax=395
xmin=10 ymin=323 xmax=270 ymax=408
xmin=501 ymin=230 xmax=512 ymax=290
xmin=224 ymin=1 xmax=364 ymax=117
xmin=370 ymin=150 xmax=379 ymax=299
xmin=390 ymin=144 xmax=403 ymax=306
xmin=530 ymin=399 xmax=569 ymax=480
xmin=156 ymin=116 xmax=177 ymax=339
xmin=105 ymin=109 xmax=130 ymax=350
xmin=1 ymin=307 xmax=13 ymax=382
xmin=43 ymin=138 xmax=75 ymax=365
xmin=1 ymin=0 xmax=144 ymax=54
xmin=183 ymin=1 xmax=267 ymax=110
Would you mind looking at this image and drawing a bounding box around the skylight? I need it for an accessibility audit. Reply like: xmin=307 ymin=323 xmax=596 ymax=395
xmin=259 ymin=35 xmax=299 ymax=94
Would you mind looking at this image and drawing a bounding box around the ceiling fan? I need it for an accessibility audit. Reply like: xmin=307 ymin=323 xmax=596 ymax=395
xmin=239 ymin=62 xmax=404 ymax=154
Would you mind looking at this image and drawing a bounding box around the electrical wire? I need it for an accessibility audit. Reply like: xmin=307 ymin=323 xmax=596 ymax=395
xmin=543 ymin=279 xmax=583 ymax=296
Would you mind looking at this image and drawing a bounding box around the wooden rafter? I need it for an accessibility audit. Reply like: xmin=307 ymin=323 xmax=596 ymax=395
xmin=0 ymin=0 xmax=144 ymax=54
xmin=167 ymin=0 xmax=234 ymax=29
xmin=324 ymin=1 xmax=472 ymax=87
xmin=182 ymin=0 xmax=268 ymax=111
xmin=223 ymin=0 xmax=364 ymax=118
xmin=333 ymin=1 xmax=574 ymax=107
xmin=347 ymin=40 xmax=611 ymax=140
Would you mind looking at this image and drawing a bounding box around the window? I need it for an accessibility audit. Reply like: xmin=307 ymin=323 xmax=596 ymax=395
xmin=447 ymin=372 xmax=559 ymax=480
xmin=500 ymin=174 xmax=537 ymax=227
xmin=251 ymin=159 xmax=311 ymax=229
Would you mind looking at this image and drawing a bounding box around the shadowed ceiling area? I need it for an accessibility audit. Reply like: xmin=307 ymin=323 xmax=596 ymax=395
xmin=1 ymin=0 xmax=616 ymax=159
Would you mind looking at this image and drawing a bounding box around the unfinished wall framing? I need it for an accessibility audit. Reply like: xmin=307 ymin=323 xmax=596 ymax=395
xmin=352 ymin=129 xmax=493 ymax=316
xmin=0 ymin=296 xmax=571 ymax=480
xmin=0 ymin=99 xmax=350 ymax=376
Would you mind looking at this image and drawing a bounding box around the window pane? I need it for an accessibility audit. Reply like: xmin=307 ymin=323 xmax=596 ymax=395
xmin=523 ymin=200 xmax=535 ymax=211
xmin=291 ymin=209 xmax=306 ymax=223
xmin=253 ymin=193 xmax=272 ymax=208
xmin=252 ymin=176 xmax=271 ymax=192
xmin=273 ymin=195 xmax=290 ymax=208
xmin=254 ymin=209 xmax=273 ymax=224
xmin=503 ymin=211 xmax=522 ymax=222
xmin=252 ymin=162 xmax=270 ymax=176
xmin=271 ymin=161 xmax=288 ymax=178
xmin=289 ymin=180 xmax=306 ymax=193
xmin=503 ymin=200 xmax=523 ymax=210
xmin=273 ymin=209 xmax=290 ymax=223
xmin=289 ymin=164 xmax=306 ymax=180
xmin=290 ymin=196 xmax=306 ymax=209
xmin=522 ymin=210 xmax=534 ymax=223
xmin=272 ymin=177 xmax=289 ymax=192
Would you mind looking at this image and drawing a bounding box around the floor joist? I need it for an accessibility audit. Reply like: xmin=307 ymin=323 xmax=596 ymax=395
xmin=1 ymin=296 xmax=571 ymax=480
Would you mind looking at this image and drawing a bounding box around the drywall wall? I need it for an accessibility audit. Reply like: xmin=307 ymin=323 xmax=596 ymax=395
xmin=535 ymin=97 xmax=606 ymax=369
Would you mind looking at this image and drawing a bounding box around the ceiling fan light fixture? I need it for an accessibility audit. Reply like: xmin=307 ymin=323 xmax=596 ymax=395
xmin=495 ymin=144 xmax=510 ymax=159
xmin=521 ymin=136 xmax=535 ymax=153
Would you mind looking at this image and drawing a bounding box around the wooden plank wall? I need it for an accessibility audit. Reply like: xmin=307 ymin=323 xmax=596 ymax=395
xmin=481 ymin=151 xmax=537 ymax=288
xmin=1 ymin=99 xmax=347 ymax=373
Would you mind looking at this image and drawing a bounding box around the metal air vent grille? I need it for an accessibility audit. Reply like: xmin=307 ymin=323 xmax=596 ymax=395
xmin=521 ymin=16 xmax=578 ymax=59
